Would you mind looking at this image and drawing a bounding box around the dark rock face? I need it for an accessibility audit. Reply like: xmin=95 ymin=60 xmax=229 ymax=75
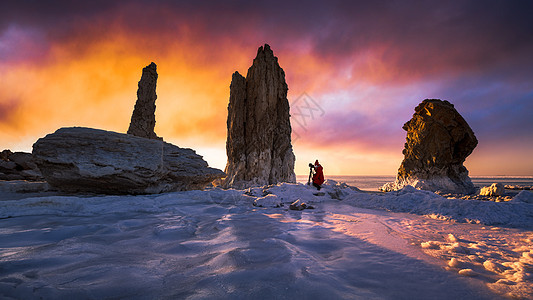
xmin=32 ymin=127 xmax=225 ymax=194
xmin=0 ymin=149 xmax=44 ymax=181
xmin=223 ymin=44 xmax=296 ymax=189
xmin=381 ymin=99 xmax=478 ymax=194
xmin=127 ymin=62 xmax=161 ymax=140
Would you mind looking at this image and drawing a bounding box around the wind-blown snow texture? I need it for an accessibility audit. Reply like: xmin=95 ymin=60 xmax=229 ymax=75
xmin=1 ymin=181 xmax=532 ymax=299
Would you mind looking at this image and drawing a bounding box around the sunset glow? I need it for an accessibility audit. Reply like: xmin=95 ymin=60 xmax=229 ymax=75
xmin=1 ymin=1 xmax=532 ymax=175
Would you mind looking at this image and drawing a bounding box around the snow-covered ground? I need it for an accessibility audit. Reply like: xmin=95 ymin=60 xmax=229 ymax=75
xmin=1 ymin=181 xmax=532 ymax=299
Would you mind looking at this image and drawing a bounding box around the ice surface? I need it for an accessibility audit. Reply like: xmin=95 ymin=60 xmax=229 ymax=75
xmin=511 ymin=190 xmax=533 ymax=203
xmin=1 ymin=181 xmax=531 ymax=299
xmin=342 ymin=186 xmax=533 ymax=228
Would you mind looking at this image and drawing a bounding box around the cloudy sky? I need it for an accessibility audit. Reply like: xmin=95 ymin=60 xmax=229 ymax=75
xmin=1 ymin=0 xmax=532 ymax=175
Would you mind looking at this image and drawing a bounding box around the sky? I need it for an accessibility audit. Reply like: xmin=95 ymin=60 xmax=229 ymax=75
xmin=1 ymin=0 xmax=532 ymax=176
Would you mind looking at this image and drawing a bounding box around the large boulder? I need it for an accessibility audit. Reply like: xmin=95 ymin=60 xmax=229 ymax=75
xmin=222 ymin=44 xmax=296 ymax=189
xmin=32 ymin=127 xmax=224 ymax=194
xmin=479 ymin=183 xmax=505 ymax=197
xmin=127 ymin=62 xmax=161 ymax=140
xmin=381 ymin=99 xmax=478 ymax=194
xmin=0 ymin=149 xmax=44 ymax=181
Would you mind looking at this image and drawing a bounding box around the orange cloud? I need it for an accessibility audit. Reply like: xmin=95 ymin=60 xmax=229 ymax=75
xmin=0 ymin=19 xmax=331 ymax=155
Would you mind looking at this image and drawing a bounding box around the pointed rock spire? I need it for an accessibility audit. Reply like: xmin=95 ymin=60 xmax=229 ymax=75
xmin=127 ymin=62 xmax=161 ymax=140
xmin=223 ymin=44 xmax=296 ymax=188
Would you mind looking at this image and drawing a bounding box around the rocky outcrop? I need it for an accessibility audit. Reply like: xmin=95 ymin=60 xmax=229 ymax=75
xmin=223 ymin=44 xmax=296 ymax=189
xmin=0 ymin=149 xmax=44 ymax=181
xmin=381 ymin=99 xmax=478 ymax=194
xmin=32 ymin=127 xmax=225 ymax=194
xmin=127 ymin=62 xmax=161 ymax=140
xmin=480 ymin=183 xmax=505 ymax=197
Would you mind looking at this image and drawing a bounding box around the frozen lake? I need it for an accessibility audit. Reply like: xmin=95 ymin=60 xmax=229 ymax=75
xmin=1 ymin=182 xmax=532 ymax=299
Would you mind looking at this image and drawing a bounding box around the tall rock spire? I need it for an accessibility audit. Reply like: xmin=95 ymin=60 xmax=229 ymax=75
xmin=223 ymin=44 xmax=296 ymax=188
xmin=127 ymin=62 xmax=161 ymax=140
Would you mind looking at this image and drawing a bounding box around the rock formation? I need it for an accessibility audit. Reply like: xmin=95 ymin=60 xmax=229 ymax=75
xmin=222 ymin=44 xmax=296 ymax=189
xmin=127 ymin=62 xmax=161 ymax=140
xmin=0 ymin=149 xmax=44 ymax=181
xmin=480 ymin=183 xmax=505 ymax=197
xmin=381 ymin=99 xmax=478 ymax=194
xmin=32 ymin=127 xmax=225 ymax=194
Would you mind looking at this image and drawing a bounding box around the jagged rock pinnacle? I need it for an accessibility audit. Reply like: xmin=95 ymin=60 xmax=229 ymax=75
xmin=223 ymin=44 xmax=296 ymax=188
xmin=127 ymin=62 xmax=161 ymax=140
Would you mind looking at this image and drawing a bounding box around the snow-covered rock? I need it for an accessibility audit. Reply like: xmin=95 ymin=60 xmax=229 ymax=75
xmin=458 ymin=269 xmax=477 ymax=277
xmin=483 ymin=260 xmax=506 ymax=273
xmin=32 ymin=127 xmax=225 ymax=194
xmin=322 ymin=179 xmax=362 ymax=199
xmin=289 ymin=199 xmax=307 ymax=210
xmin=381 ymin=176 xmax=474 ymax=195
xmin=480 ymin=183 xmax=505 ymax=196
xmin=448 ymin=258 xmax=462 ymax=268
xmin=253 ymin=194 xmax=282 ymax=207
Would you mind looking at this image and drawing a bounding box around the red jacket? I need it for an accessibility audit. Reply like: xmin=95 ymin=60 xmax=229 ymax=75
xmin=313 ymin=165 xmax=324 ymax=185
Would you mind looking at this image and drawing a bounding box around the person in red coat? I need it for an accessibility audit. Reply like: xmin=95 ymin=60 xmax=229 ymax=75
xmin=312 ymin=160 xmax=324 ymax=190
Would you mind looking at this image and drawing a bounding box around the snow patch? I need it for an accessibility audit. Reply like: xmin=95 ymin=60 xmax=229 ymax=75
xmin=253 ymin=194 xmax=282 ymax=208
xmin=458 ymin=269 xmax=477 ymax=277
